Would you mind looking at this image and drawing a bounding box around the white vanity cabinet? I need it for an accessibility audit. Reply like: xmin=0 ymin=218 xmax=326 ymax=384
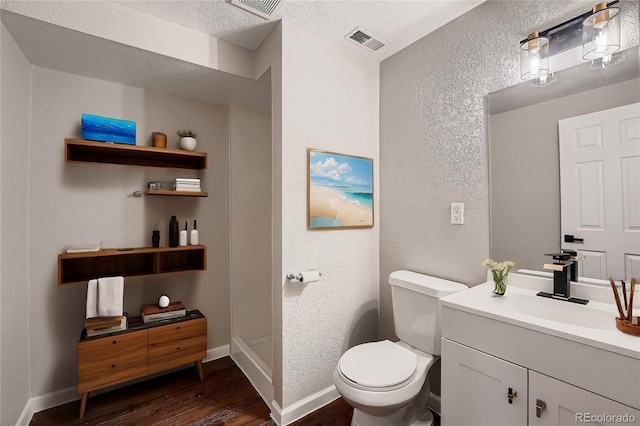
xmin=442 ymin=339 xmax=527 ymax=426
xmin=529 ymin=371 xmax=640 ymax=426
xmin=440 ymin=280 xmax=640 ymax=426
xmin=442 ymin=337 xmax=640 ymax=426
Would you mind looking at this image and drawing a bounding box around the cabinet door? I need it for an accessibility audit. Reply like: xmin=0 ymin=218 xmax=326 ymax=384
xmin=441 ymin=338 xmax=527 ymax=426
xmin=147 ymin=317 xmax=207 ymax=374
xmin=529 ymin=371 xmax=640 ymax=425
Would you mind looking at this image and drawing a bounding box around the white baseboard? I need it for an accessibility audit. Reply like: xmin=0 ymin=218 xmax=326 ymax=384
xmin=16 ymin=344 xmax=230 ymax=426
xmin=271 ymin=385 xmax=340 ymax=426
xmin=230 ymin=337 xmax=274 ymax=410
xmin=16 ymin=386 xmax=78 ymax=426
xmin=204 ymin=344 xmax=230 ymax=363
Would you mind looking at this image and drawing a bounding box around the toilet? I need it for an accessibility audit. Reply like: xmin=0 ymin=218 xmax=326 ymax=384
xmin=333 ymin=270 xmax=467 ymax=426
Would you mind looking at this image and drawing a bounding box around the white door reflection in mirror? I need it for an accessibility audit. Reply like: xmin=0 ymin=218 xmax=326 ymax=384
xmin=559 ymin=102 xmax=640 ymax=280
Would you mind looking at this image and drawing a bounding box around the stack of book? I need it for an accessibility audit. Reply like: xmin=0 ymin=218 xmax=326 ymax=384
xmin=85 ymin=316 xmax=127 ymax=337
xmin=174 ymin=178 xmax=201 ymax=192
xmin=141 ymin=302 xmax=187 ymax=323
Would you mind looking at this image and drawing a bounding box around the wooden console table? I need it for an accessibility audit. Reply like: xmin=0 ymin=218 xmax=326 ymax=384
xmin=77 ymin=310 xmax=207 ymax=418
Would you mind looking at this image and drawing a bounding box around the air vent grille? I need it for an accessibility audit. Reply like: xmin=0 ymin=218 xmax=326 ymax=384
xmin=229 ymin=0 xmax=282 ymax=19
xmin=345 ymin=27 xmax=386 ymax=52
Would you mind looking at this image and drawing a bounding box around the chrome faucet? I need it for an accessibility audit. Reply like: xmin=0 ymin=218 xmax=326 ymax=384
xmin=536 ymin=253 xmax=589 ymax=305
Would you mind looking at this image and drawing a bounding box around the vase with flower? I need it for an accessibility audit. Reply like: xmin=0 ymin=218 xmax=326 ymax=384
xmin=483 ymin=259 xmax=515 ymax=296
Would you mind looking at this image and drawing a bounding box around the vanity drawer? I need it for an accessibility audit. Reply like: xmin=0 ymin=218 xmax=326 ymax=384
xmin=77 ymin=330 xmax=147 ymax=393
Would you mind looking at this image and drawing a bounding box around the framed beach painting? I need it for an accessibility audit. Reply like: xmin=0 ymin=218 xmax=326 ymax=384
xmin=307 ymin=148 xmax=374 ymax=230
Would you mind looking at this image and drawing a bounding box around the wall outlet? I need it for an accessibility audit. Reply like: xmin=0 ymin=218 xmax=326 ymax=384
xmin=451 ymin=202 xmax=464 ymax=225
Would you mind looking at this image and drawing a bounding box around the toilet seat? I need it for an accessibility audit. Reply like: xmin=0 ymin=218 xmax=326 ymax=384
xmin=338 ymin=340 xmax=418 ymax=391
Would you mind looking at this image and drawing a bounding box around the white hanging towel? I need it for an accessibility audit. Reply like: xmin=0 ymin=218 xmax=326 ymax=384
xmin=86 ymin=279 xmax=99 ymax=319
xmin=97 ymin=276 xmax=124 ymax=317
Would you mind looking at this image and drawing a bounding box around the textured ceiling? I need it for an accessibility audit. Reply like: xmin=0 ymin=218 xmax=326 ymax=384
xmin=113 ymin=0 xmax=485 ymax=59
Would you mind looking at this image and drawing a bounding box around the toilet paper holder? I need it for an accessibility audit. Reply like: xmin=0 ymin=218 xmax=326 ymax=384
xmin=287 ymin=270 xmax=322 ymax=282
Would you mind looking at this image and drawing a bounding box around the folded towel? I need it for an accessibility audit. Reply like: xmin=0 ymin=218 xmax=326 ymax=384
xmin=97 ymin=276 xmax=124 ymax=317
xmin=86 ymin=279 xmax=99 ymax=319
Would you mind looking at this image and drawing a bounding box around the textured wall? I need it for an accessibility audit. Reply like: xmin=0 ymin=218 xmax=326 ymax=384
xmin=27 ymin=67 xmax=230 ymax=396
xmin=280 ymin=21 xmax=380 ymax=408
xmin=379 ymin=0 xmax=640 ymax=341
xmin=1 ymin=23 xmax=32 ymax=426
xmin=490 ymin=78 xmax=640 ymax=272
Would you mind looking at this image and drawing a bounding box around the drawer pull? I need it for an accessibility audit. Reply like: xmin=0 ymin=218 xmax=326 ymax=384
xmin=176 ymin=326 xmax=181 ymax=330
xmin=112 ymin=340 xmax=117 ymax=344
xmin=111 ymin=364 xmax=115 ymax=368
xmin=176 ymin=347 xmax=181 ymax=351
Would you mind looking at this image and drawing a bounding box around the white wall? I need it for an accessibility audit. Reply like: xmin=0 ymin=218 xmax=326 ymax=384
xmin=1 ymin=24 xmax=32 ymax=426
xmin=490 ymin=78 xmax=640 ymax=271
xmin=27 ymin=67 xmax=230 ymax=396
xmin=280 ymin=20 xmax=380 ymax=408
xmin=230 ymin=105 xmax=272 ymax=346
xmin=379 ymin=0 xmax=640 ymax=342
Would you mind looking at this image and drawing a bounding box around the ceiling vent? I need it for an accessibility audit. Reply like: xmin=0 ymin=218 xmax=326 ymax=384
xmin=345 ymin=27 xmax=386 ymax=52
xmin=229 ymin=0 xmax=282 ymax=19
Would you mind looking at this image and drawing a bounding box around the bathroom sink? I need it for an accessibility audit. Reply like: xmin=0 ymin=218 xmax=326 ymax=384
xmin=439 ymin=271 xmax=640 ymax=360
xmin=502 ymin=292 xmax=616 ymax=329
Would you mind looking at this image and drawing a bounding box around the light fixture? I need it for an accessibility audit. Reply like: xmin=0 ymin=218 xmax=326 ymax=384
xmin=520 ymin=32 xmax=550 ymax=81
xmin=530 ymin=73 xmax=558 ymax=88
xmin=518 ymin=1 xmax=623 ymax=85
xmin=582 ymin=2 xmax=621 ymax=60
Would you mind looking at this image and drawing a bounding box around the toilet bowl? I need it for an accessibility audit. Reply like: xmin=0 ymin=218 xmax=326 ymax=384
xmin=333 ymin=270 xmax=468 ymax=426
xmin=333 ymin=340 xmax=436 ymax=426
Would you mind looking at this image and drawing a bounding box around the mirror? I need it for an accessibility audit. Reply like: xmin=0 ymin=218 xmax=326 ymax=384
xmin=487 ymin=46 xmax=640 ymax=280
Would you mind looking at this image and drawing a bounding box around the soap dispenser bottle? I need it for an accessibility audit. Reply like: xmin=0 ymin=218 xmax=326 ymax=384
xmin=179 ymin=221 xmax=188 ymax=246
xmin=169 ymin=216 xmax=179 ymax=247
xmin=190 ymin=219 xmax=199 ymax=245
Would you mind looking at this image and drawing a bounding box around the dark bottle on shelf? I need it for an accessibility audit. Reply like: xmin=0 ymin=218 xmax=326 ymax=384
xmin=169 ymin=216 xmax=179 ymax=247
xmin=152 ymin=230 xmax=160 ymax=248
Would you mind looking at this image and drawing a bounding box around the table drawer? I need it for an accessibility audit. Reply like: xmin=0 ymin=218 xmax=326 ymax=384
xmin=78 ymin=330 xmax=147 ymax=393
xmin=147 ymin=317 xmax=206 ymax=345
xmin=147 ymin=335 xmax=206 ymax=374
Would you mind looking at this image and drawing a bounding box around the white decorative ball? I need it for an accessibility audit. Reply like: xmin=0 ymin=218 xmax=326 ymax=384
xmin=158 ymin=294 xmax=170 ymax=308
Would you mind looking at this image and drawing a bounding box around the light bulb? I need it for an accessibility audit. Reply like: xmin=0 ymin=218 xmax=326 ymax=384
xmin=529 ymin=49 xmax=541 ymax=76
xmin=594 ymin=25 xmax=609 ymax=54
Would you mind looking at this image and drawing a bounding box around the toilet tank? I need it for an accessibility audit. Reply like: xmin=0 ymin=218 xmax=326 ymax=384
xmin=389 ymin=270 xmax=467 ymax=355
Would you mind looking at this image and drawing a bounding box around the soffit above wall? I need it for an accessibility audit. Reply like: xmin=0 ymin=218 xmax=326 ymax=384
xmin=1 ymin=11 xmax=271 ymax=112
xmin=113 ymin=0 xmax=485 ymax=61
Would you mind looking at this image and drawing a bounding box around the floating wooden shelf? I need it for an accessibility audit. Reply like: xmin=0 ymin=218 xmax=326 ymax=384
xmin=58 ymin=245 xmax=207 ymax=286
xmin=65 ymin=139 xmax=207 ymax=169
xmin=144 ymin=190 xmax=208 ymax=197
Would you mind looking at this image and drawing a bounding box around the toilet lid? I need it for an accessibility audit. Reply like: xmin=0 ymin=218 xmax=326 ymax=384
xmin=339 ymin=340 xmax=417 ymax=388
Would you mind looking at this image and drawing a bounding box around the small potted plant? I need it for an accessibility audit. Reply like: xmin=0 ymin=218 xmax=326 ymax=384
xmin=176 ymin=129 xmax=197 ymax=151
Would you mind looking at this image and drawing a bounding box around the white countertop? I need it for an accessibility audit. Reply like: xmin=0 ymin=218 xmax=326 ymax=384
xmin=439 ymin=273 xmax=640 ymax=359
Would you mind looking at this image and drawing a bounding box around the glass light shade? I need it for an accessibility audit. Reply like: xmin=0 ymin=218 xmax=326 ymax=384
xmin=520 ymin=33 xmax=550 ymax=80
xmin=582 ymin=4 xmax=620 ymax=60
xmin=530 ymin=73 xmax=557 ymax=88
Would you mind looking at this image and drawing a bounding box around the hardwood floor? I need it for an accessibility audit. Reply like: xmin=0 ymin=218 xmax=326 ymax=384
xmin=30 ymin=356 xmax=353 ymax=425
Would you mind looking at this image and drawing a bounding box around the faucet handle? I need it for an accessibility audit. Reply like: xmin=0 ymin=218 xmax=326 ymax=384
xmin=544 ymin=252 xmax=572 ymax=262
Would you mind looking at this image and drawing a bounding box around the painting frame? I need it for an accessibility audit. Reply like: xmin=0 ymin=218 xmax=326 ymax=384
xmin=307 ymin=148 xmax=374 ymax=230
